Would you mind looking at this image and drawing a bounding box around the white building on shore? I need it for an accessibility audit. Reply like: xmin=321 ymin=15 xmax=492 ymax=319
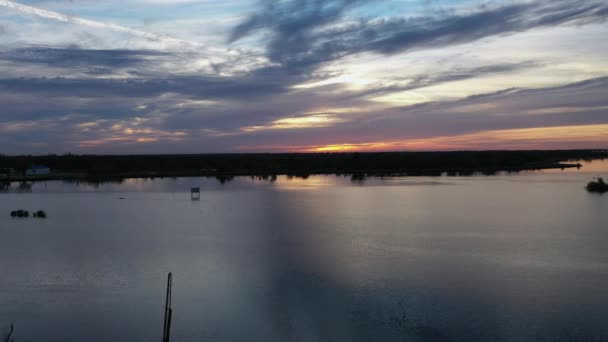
xmin=26 ymin=165 xmax=51 ymax=176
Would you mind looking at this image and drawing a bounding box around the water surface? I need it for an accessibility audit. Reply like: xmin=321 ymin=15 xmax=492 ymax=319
xmin=1 ymin=160 xmax=608 ymax=341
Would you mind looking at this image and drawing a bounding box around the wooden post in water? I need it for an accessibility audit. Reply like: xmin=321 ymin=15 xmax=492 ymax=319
xmin=3 ymin=323 xmax=14 ymax=342
xmin=162 ymin=273 xmax=173 ymax=342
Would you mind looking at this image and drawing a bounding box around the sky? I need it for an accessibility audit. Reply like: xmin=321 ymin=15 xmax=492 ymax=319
xmin=0 ymin=0 xmax=607 ymax=154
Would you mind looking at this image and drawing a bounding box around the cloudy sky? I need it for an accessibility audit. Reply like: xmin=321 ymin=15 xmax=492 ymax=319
xmin=0 ymin=0 xmax=607 ymax=154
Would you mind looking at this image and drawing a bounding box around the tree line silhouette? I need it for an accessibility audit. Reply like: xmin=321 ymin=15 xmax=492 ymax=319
xmin=0 ymin=150 xmax=606 ymax=180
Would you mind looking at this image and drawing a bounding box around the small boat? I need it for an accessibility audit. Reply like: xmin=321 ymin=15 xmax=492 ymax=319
xmin=586 ymin=177 xmax=608 ymax=193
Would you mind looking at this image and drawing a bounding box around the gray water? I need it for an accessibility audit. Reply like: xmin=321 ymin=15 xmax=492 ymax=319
xmin=1 ymin=160 xmax=607 ymax=342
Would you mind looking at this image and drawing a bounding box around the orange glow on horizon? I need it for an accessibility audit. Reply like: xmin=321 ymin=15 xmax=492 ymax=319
xmin=311 ymin=142 xmax=397 ymax=152
xmin=237 ymin=124 xmax=608 ymax=152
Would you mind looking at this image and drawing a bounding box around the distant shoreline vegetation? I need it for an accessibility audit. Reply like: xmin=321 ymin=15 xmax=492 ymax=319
xmin=0 ymin=150 xmax=606 ymax=183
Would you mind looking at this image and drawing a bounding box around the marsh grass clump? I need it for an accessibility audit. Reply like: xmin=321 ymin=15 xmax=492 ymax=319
xmin=14 ymin=210 xmax=29 ymax=218
xmin=33 ymin=210 xmax=47 ymax=218
xmin=586 ymin=177 xmax=608 ymax=193
xmin=9 ymin=209 xmax=37 ymax=218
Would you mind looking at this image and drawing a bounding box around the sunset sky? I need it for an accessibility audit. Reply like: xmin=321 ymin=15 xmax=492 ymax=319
xmin=0 ymin=0 xmax=607 ymax=154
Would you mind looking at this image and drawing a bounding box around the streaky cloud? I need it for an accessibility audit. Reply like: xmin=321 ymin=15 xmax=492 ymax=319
xmin=0 ymin=0 xmax=606 ymax=153
xmin=235 ymin=76 xmax=608 ymax=148
xmin=350 ymin=61 xmax=541 ymax=98
xmin=229 ymin=0 xmax=372 ymax=43
xmin=0 ymin=0 xmax=194 ymax=46
xmin=231 ymin=0 xmax=608 ymax=70
xmin=0 ymin=71 xmax=286 ymax=99
xmin=0 ymin=45 xmax=170 ymax=69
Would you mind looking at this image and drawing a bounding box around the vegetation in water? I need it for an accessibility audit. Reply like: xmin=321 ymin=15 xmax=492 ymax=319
xmin=10 ymin=210 xmax=29 ymax=218
xmin=9 ymin=210 xmax=46 ymax=218
xmin=586 ymin=177 xmax=608 ymax=193
xmin=33 ymin=210 xmax=47 ymax=218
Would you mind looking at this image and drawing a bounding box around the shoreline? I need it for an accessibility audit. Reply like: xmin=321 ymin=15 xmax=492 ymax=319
xmin=0 ymin=162 xmax=583 ymax=183
xmin=2 ymin=150 xmax=605 ymax=183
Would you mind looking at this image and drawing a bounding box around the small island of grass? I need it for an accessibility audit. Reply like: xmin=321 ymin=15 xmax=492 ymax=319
xmin=33 ymin=210 xmax=47 ymax=218
xmin=9 ymin=209 xmax=47 ymax=218
xmin=586 ymin=177 xmax=608 ymax=193
xmin=10 ymin=210 xmax=29 ymax=218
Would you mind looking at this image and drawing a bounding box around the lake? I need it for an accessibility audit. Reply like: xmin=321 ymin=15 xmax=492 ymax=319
xmin=1 ymin=160 xmax=607 ymax=342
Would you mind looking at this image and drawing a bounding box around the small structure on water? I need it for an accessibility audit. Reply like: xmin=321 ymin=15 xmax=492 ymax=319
xmin=162 ymin=272 xmax=173 ymax=342
xmin=191 ymin=187 xmax=200 ymax=200
xmin=26 ymin=165 xmax=51 ymax=176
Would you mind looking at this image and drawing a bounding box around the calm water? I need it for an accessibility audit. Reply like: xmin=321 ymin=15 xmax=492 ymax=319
xmin=1 ymin=160 xmax=608 ymax=342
